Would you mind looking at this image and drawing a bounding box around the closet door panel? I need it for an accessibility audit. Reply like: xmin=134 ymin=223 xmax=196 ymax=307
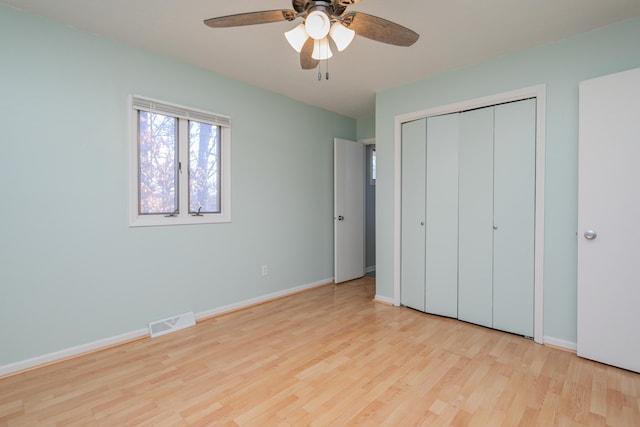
xmin=493 ymin=99 xmax=536 ymax=336
xmin=458 ymin=107 xmax=494 ymax=328
xmin=401 ymin=119 xmax=427 ymax=311
xmin=425 ymin=113 xmax=459 ymax=317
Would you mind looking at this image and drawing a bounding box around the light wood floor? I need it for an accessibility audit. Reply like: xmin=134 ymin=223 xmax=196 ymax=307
xmin=1 ymin=277 xmax=639 ymax=426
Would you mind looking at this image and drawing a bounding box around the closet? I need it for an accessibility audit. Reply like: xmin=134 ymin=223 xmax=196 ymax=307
xmin=401 ymin=98 xmax=536 ymax=337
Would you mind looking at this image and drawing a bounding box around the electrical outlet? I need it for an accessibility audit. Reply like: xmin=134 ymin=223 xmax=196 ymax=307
xmin=261 ymin=265 xmax=268 ymax=276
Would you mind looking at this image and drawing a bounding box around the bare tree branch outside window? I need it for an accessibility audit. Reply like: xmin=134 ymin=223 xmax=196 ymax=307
xmin=189 ymin=121 xmax=221 ymax=213
xmin=138 ymin=111 xmax=178 ymax=215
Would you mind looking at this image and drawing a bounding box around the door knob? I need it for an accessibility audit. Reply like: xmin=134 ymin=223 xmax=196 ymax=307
xmin=338 ymin=216 xmax=344 ymax=221
xmin=584 ymin=230 xmax=597 ymax=240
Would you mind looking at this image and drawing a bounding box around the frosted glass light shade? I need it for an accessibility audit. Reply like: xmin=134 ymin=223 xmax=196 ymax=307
xmin=305 ymin=10 xmax=331 ymax=40
xmin=284 ymin=23 xmax=308 ymax=52
xmin=311 ymin=38 xmax=333 ymax=60
xmin=329 ymin=23 xmax=355 ymax=51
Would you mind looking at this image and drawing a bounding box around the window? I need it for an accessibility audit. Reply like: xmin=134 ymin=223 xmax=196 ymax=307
xmin=129 ymin=95 xmax=231 ymax=226
xmin=370 ymin=147 xmax=376 ymax=185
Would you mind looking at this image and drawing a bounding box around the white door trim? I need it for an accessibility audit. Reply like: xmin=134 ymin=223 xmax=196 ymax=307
xmin=392 ymin=84 xmax=546 ymax=344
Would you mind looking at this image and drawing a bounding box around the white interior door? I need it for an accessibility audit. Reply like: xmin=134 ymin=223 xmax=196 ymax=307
xmin=334 ymin=138 xmax=365 ymax=284
xmin=577 ymin=67 xmax=640 ymax=373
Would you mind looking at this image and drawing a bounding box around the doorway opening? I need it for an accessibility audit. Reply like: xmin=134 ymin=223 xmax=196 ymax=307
xmin=364 ymin=141 xmax=376 ymax=278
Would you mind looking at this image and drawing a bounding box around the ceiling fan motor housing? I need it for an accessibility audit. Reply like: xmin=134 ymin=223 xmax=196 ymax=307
xmin=294 ymin=0 xmax=345 ymax=17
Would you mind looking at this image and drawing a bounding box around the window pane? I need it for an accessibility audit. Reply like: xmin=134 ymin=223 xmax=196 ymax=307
xmin=138 ymin=111 xmax=178 ymax=215
xmin=189 ymin=121 xmax=221 ymax=213
xmin=371 ymin=148 xmax=377 ymax=180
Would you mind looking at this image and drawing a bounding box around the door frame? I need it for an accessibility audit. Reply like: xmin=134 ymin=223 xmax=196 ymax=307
xmin=392 ymin=85 xmax=546 ymax=344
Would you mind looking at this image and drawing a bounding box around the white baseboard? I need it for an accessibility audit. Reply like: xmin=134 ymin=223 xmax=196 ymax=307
xmin=374 ymin=294 xmax=394 ymax=305
xmin=0 ymin=277 xmax=333 ymax=378
xmin=195 ymin=278 xmax=333 ymax=320
xmin=0 ymin=328 xmax=148 ymax=378
xmin=543 ymin=336 xmax=577 ymax=352
xmin=365 ymin=265 xmax=376 ymax=273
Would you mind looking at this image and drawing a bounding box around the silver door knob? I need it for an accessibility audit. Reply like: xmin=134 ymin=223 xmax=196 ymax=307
xmin=338 ymin=216 xmax=344 ymax=221
xmin=584 ymin=230 xmax=597 ymax=240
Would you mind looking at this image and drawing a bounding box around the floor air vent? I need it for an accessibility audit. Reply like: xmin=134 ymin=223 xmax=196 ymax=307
xmin=149 ymin=312 xmax=196 ymax=338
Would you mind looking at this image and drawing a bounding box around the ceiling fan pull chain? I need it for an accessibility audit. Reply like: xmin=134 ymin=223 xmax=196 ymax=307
xmin=317 ymin=39 xmax=322 ymax=81
xmin=325 ymin=42 xmax=330 ymax=80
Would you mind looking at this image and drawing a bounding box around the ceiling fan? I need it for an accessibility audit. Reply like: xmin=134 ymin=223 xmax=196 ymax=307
xmin=204 ymin=0 xmax=419 ymax=71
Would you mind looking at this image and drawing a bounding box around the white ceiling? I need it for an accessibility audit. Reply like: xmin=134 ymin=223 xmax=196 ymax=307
xmin=3 ymin=0 xmax=640 ymax=118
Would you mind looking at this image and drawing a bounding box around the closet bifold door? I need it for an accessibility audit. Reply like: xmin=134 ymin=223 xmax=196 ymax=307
xmin=400 ymin=118 xmax=427 ymax=311
xmin=492 ymin=99 xmax=536 ymax=337
xmin=457 ymin=99 xmax=536 ymax=334
xmin=425 ymin=113 xmax=459 ymax=317
xmin=458 ymin=107 xmax=495 ymax=328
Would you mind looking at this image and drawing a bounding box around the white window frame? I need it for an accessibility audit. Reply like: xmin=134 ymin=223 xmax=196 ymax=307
xmin=129 ymin=95 xmax=231 ymax=227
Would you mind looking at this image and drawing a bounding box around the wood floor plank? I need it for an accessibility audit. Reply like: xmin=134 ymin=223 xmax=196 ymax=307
xmin=1 ymin=277 xmax=640 ymax=426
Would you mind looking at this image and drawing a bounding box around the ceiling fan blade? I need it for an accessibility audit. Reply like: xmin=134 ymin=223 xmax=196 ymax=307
xmin=336 ymin=0 xmax=362 ymax=5
xmin=204 ymin=10 xmax=297 ymax=28
xmin=300 ymin=38 xmax=319 ymax=70
xmin=342 ymin=12 xmax=419 ymax=47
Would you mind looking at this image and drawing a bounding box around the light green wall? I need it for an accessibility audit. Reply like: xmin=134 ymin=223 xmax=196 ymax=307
xmin=0 ymin=5 xmax=355 ymax=366
xmin=357 ymin=115 xmax=375 ymax=141
xmin=375 ymin=17 xmax=640 ymax=344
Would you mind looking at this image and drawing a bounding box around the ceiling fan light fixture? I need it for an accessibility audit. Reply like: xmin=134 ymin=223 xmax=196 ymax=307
xmin=329 ymin=22 xmax=355 ymax=52
xmin=285 ymin=23 xmax=309 ymax=52
xmin=311 ymin=37 xmax=333 ymax=60
xmin=305 ymin=10 xmax=331 ymax=40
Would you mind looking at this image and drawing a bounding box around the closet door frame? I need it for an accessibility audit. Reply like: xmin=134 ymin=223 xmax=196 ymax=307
xmin=392 ymin=85 xmax=546 ymax=344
